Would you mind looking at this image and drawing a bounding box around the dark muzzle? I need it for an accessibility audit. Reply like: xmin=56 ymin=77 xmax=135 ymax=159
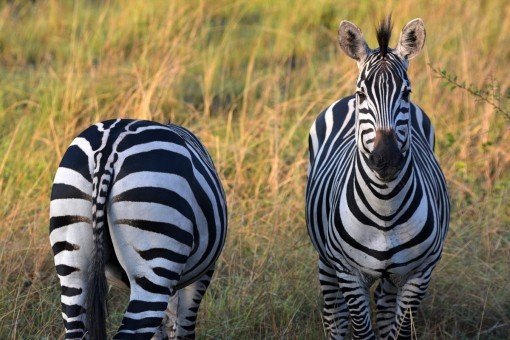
xmin=367 ymin=129 xmax=405 ymax=181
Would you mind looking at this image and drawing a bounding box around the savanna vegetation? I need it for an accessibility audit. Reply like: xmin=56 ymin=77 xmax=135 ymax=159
xmin=0 ymin=0 xmax=508 ymax=338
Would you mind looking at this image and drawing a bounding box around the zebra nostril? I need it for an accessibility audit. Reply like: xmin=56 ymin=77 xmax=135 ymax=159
xmin=389 ymin=153 xmax=405 ymax=169
xmin=370 ymin=153 xmax=386 ymax=169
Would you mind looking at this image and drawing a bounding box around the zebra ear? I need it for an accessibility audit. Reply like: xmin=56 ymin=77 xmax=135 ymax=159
xmin=396 ymin=18 xmax=426 ymax=60
xmin=338 ymin=20 xmax=370 ymax=63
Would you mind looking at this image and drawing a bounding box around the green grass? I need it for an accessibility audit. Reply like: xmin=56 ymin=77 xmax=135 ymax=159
xmin=0 ymin=0 xmax=509 ymax=338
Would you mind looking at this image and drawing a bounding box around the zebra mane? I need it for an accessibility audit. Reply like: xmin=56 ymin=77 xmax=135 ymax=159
xmin=375 ymin=15 xmax=393 ymax=57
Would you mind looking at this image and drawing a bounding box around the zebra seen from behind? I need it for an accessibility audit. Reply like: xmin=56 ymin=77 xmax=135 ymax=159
xmin=306 ymin=17 xmax=450 ymax=339
xmin=50 ymin=119 xmax=227 ymax=339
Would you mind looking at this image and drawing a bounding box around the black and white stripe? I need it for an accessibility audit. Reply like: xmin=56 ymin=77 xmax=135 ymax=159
xmin=306 ymin=18 xmax=449 ymax=339
xmin=50 ymin=119 xmax=227 ymax=339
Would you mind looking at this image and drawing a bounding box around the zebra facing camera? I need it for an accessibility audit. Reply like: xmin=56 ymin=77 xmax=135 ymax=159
xmin=306 ymin=16 xmax=448 ymax=339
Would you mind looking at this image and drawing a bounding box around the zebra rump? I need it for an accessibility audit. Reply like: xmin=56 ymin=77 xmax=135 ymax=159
xmin=49 ymin=119 xmax=227 ymax=339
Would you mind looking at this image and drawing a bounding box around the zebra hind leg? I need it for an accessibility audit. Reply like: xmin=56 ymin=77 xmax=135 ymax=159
xmin=158 ymin=267 xmax=215 ymax=340
xmin=318 ymin=258 xmax=349 ymax=339
xmin=151 ymin=292 xmax=177 ymax=340
xmin=52 ymin=239 xmax=92 ymax=339
xmin=114 ymin=274 xmax=178 ymax=340
xmin=375 ymin=278 xmax=398 ymax=339
xmin=108 ymin=226 xmax=190 ymax=339
xmin=50 ymin=199 xmax=94 ymax=339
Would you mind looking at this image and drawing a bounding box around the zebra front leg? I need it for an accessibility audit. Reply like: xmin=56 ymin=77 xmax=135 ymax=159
xmin=389 ymin=271 xmax=431 ymax=339
xmin=375 ymin=278 xmax=398 ymax=339
xmin=336 ymin=272 xmax=375 ymax=340
xmin=319 ymin=258 xmax=349 ymax=339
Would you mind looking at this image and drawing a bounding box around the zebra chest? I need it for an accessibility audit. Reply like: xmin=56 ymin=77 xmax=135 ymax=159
xmin=327 ymin=190 xmax=433 ymax=276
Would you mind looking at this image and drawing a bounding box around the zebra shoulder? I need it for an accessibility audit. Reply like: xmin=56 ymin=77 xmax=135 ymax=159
xmin=309 ymin=95 xmax=356 ymax=162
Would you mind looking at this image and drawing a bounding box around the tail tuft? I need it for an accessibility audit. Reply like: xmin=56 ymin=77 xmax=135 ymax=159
xmin=86 ymin=243 xmax=108 ymax=339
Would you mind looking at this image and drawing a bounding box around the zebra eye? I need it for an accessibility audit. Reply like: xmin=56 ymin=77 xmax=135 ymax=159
xmin=356 ymin=91 xmax=366 ymax=102
xmin=402 ymin=89 xmax=411 ymax=101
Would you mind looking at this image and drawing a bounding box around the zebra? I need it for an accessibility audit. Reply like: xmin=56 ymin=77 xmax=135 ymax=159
xmin=305 ymin=17 xmax=449 ymax=339
xmin=49 ymin=119 xmax=227 ymax=339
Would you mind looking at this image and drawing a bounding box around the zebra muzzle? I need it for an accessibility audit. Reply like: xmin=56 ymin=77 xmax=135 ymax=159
xmin=368 ymin=130 xmax=405 ymax=181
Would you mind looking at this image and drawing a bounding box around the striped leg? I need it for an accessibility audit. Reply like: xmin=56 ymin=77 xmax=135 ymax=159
xmin=389 ymin=272 xmax=431 ymax=339
xmin=336 ymin=272 xmax=375 ymax=340
xmin=50 ymin=178 xmax=94 ymax=339
xmin=114 ymin=280 xmax=174 ymax=339
xmin=158 ymin=268 xmax=215 ymax=339
xmin=111 ymin=243 xmax=187 ymax=340
xmin=375 ymin=278 xmax=398 ymax=339
xmin=108 ymin=169 xmax=196 ymax=338
xmin=50 ymin=227 xmax=93 ymax=339
xmin=319 ymin=258 xmax=349 ymax=339
xmin=109 ymin=223 xmax=191 ymax=339
xmin=153 ymin=292 xmax=178 ymax=340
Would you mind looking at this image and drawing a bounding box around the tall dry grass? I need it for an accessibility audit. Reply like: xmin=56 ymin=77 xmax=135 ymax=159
xmin=0 ymin=0 xmax=508 ymax=338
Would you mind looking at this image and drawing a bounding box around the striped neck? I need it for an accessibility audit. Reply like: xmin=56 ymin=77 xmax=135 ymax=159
xmin=351 ymin=148 xmax=414 ymax=217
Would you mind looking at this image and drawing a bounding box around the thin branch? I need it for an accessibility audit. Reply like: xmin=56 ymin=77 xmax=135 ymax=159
xmin=428 ymin=64 xmax=510 ymax=120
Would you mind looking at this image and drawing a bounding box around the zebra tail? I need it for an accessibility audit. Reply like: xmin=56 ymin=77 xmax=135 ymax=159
xmin=85 ymin=170 xmax=111 ymax=339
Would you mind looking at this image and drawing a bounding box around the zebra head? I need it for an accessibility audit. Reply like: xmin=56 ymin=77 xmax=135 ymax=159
xmin=338 ymin=17 xmax=426 ymax=182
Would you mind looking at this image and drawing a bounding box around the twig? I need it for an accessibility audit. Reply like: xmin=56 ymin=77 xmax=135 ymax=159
xmin=428 ymin=64 xmax=510 ymax=120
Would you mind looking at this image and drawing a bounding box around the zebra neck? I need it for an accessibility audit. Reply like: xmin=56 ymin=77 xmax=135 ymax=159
xmin=351 ymin=150 xmax=414 ymax=218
